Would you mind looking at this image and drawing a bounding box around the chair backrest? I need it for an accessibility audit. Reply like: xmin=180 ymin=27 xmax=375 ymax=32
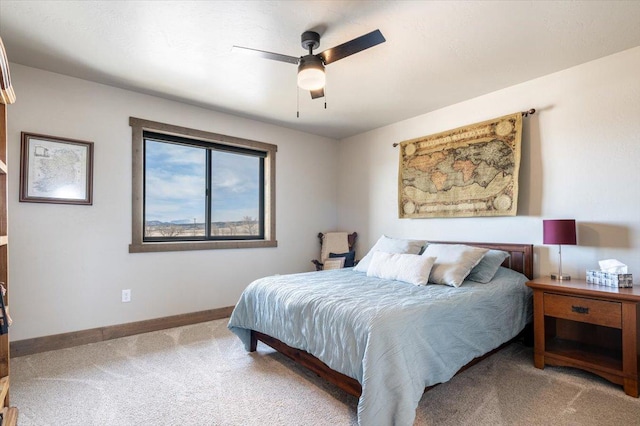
xmin=312 ymin=232 xmax=358 ymax=271
xmin=318 ymin=232 xmax=358 ymax=261
xmin=320 ymin=232 xmax=350 ymax=262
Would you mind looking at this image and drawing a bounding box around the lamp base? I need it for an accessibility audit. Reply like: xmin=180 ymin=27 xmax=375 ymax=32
xmin=551 ymin=273 xmax=571 ymax=281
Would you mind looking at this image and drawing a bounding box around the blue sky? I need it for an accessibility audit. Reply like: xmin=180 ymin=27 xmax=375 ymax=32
xmin=145 ymin=140 xmax=260 ymax=223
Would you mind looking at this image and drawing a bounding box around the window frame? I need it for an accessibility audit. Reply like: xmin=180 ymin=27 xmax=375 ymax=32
xmin=129 ymin=117 xmax=277 ymax=253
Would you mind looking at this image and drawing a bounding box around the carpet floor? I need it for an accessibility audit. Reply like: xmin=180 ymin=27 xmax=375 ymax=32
xmin=10 ymin=319 xmax=640 ymax=425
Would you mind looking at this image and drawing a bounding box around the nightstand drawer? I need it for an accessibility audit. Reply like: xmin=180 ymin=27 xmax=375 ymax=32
xmin=543 ymin=293 xmax=622 ymax=328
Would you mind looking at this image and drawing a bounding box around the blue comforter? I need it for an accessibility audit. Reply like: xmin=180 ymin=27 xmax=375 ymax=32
xmin=228 ymin=267 xmax=531 ymax=426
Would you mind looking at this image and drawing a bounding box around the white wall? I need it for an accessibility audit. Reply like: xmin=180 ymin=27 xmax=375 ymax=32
xmin=338 ymin=46 xmax=640 ymax=280
xmin=7 ymin=64 xmax=339 ymax=341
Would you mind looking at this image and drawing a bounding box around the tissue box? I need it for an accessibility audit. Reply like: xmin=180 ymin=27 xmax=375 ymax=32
xmin=586 ymin=270 xmax=633 ymax=288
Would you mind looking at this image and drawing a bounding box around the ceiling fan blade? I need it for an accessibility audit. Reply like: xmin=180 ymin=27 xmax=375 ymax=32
xmin=232 ymin=46 xmax=299 ymax=64
xmin=310 ymin=88 xmax=325 ymax=99
xmin=318 ymin=29 xmax=385 ymax=65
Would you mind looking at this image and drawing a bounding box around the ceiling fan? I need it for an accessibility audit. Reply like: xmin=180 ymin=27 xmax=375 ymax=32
xmin=233 ymin=29 xmax=386 ymax=99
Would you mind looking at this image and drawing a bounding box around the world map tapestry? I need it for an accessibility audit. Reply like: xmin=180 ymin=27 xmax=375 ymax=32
xmin=398 ymin=113 xmax=522 ymax=218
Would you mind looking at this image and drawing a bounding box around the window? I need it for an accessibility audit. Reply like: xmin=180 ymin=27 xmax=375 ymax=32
xmin=144 ymin=134 xmax=264 ymax=241
xmin=129 ymin=118 xmax=277 ymax=253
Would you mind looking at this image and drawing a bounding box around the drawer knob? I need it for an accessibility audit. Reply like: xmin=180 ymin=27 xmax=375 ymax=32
xmin=572 ymin=305 xmax=589 ymax=314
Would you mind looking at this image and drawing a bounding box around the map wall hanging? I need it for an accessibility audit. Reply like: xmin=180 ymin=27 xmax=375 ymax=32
xmin=398 ymin=112 xmax=522 ymax=218
xmin=19 ymin=132 xmax=94 ymax=205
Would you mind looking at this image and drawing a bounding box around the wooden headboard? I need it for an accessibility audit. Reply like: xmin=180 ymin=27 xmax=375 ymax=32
xmin=430 ymin=241 xmax=534 ymax=280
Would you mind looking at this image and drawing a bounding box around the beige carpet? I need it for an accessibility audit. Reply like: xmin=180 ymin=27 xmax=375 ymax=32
xmin=10 ymin=319 xmax=640 ymax=425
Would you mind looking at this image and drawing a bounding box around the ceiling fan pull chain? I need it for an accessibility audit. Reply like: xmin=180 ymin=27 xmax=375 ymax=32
xmin=324 ymin=71 xmax=327 ymax=110
xmin=296 ymin=86 xmax=300 ymax=118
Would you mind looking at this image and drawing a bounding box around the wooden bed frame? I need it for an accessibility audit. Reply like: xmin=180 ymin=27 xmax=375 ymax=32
xmin=249 ymin=241 xmax=534 ymax=398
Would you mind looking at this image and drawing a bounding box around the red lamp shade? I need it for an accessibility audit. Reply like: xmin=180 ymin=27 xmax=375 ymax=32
xmin=543 ymin=219 xmax=577 ymax=245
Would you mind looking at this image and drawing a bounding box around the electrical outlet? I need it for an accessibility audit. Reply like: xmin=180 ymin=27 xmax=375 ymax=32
xmin=122 ymin=289 xmax=131 ymax=303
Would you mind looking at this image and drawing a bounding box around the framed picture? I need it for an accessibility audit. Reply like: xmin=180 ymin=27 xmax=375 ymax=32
xmin=323 ymin=257 xmax=345 ymax=270
xmin=20 ymin=132 xmax=94 ymax=205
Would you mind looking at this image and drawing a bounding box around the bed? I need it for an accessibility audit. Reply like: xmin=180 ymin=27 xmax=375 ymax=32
xmin=228 ymin=241 xmax=533 ymax=426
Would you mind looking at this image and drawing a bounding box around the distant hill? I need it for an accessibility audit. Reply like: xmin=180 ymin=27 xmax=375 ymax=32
xmin=146 ymin=220 xmax=255 ymax=227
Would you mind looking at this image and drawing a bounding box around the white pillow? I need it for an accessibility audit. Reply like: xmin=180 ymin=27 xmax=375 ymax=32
xmin=353 ymin=235 xmax=426 ymax=272
xmin=367 ymin=251 xmax=436 ymax=286
xmin=422 ymin=244 xmax=489 ymax=287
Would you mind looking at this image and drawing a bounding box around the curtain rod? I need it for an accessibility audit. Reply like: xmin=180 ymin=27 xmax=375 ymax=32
xmin=392 ymin=109 xmax=535 ymax=147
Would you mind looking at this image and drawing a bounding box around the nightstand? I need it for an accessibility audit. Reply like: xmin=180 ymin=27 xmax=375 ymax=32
xmin=526 ymin=277 xmax=640 ymax=397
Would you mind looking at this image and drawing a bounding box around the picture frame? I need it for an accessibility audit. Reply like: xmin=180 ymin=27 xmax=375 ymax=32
xmin=323 ymin=257 xmax=345 ymax=270
xmin=20 ymin=132 xmax=94 ymax=205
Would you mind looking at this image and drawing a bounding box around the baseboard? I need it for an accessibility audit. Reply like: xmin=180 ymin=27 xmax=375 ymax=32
xmin=11 ymin=306 xmax=234 ymax=358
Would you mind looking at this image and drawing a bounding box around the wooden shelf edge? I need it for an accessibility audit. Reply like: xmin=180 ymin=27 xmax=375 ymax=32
xmin=545 ymin=347 xmax=623 ymax=369
xmin=544 ymin=351 xmax=624 ymax=381
xmin=1 ymin=406 xmax=18 ymax=426
xmin=544 ymin=339 xmax=623 ymax=373
xmin=0 ymin=376 xmax=8 ymax=405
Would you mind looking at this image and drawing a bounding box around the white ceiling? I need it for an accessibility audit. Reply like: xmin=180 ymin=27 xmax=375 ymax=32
xmin=1 ymin=1 xmax=640 ymax=139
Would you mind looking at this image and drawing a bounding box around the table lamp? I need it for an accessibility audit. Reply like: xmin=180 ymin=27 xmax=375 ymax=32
xmin=543 ymin=219 xmax=577 ymax=281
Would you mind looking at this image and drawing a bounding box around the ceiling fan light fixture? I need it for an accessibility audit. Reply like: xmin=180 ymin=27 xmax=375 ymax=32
xmin=297 ymin=55 xmax=325 ymax=91
xmin=235 ymin=29 xmax=385 ymax=100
